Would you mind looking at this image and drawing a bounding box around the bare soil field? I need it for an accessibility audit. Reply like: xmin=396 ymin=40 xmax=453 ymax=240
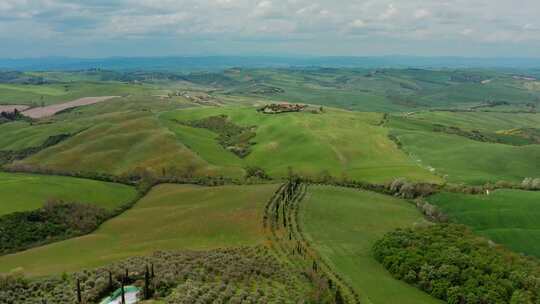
xmin=0 ymin=105 xmax=29 ymax=113
xmin=22 ymin=96 xmax=119 ymax=119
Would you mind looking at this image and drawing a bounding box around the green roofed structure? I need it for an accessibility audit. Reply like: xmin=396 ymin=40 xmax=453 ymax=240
xmin=99 ymin=286 xmax=140 ymax=304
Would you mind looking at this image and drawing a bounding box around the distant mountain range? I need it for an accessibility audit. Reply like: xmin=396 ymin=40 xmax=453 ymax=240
xmin=1 ymin=56 xmax=540 ymax=71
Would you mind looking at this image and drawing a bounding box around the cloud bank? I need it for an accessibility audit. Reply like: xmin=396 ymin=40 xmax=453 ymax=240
xmin=0 ymin=0 xmax=539 ymax=57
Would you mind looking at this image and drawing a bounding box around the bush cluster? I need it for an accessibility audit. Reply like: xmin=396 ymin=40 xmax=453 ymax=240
xmin=0 ymin=133 xmax=71 ymax=165
xmin=373 ymin=224 xmax=540 ymax=304
xmin=0 ymin=200 xmax=108 ymax=254
xmin=244 ymin=166 xmax=270 ymax=180
xmin=0 ymin=109 xmax=26 ymax=124
xmin=177 ymin=115 xmax=256 ymax=158
xmin=522 ymin=177 xmax=540 ymax=190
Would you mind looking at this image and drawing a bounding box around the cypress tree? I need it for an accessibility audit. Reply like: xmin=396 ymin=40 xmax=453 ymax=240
xmin=335 ymin=288 xmax=344 ymax=304
xmin=144 ymin=265 xmax=150 ymax=299
xmin=76 ymin=278 xmax=82 ymax=303
xmin=121 ymin=282 xmax=126 ymax=304
xmin=108 ymin=271 xmax=113 ymax=291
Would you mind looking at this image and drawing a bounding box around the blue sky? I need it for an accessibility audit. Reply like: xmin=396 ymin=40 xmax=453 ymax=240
xmin=1 ymin=0 xmax=539 ymax=58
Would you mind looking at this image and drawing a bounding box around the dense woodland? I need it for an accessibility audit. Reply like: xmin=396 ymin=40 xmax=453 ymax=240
xmin=373 ymin=224 xmax=540 ymax=304
xmin=0 ymin=201 xmax=108 ymax=254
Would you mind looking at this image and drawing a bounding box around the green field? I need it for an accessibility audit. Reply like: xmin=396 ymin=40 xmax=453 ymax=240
xmin=14 ymin=109 xmax=215 ymax=177
xmin=161 ymin=106 xmax=441 ymax=183
xmin=390 ymin=129 xmax=539 ymax=184
xmin=387 ymin=111 xmax=540 ymax=184
xmin=0 ymin=172 xmax=137 ymax=216
xmin=301 ymin=186 xmax=440 ymax=304
xmin=0 ymin=82 xmax=152 ymax=106
xmin=400 ymin=111 xmax=540 ymax=132
xmin=218 ymin=68 xmax=540 ymax=112
xmin=428 ymin=190 xmax=540 ymax=257
xmin=0 ymin=184 xmax=276 ymax=276
xmin=0 ymin=121 xmax=82 ymax=151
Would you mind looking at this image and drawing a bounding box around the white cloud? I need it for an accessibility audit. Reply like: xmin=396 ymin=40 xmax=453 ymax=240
xmin=0 ymin=0 xmax=539 ymax=57
xmin=350 ymin=19 xmax=366 ymax=29
xmin=414 ymin=9 xmax=431 ymax=20
xmin=461 ymin=28 xmax=473 ymax=36
xmin=379 ymin=3 xmax=397 ymax=20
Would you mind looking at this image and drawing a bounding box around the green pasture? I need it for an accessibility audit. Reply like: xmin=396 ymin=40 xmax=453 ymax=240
xmin=397 ymin=111 xmax=540 ymax=132
xmin=222 ymin=68 xmax=539 ymax=112
xmin=428 ymin=190 xmax=540 ymax=257
xmin=0 ymin=172 xmax=137 ymax=216
xmin=301 ymin=185 xmax=440 ymax=304
xmin=160 ymin=106 xmax=440 ymax=183
xmin=17 ymin=110 xmax=217 ymax=177
xmin=391 ymin=129 xmax=539 ymax=184
xmin=0 ymin=121 xmax=83 ymax=151
xmin=0 ymin=184 xmax=276 ymax=276
xmin=0 ymin=82 xmax=152 ymax=106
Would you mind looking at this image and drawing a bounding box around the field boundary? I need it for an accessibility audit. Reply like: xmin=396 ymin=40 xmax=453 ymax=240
xmin=264 ymin=180 xmax=362 ymax=303
xmin=21 ymin=96 xmax=120 ymax=119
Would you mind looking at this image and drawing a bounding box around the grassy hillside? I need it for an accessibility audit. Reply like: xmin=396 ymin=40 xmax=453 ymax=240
xmin=0 ymin=184 xmax=276 ymax=276
xmin=0 ymin=82 xmax=151 ymax=106
xmin=428 ymin=190 xmax=540 ymax=257
xmin=3 ymin=68 xmax=538 ymax=112
xmin=0 ymin=121 xmax=82 ymax=151
xmin=218 ymin=68 xmax=540 ymax=112
xmin=390 ymin=129 xmax=539 ymax=184
xmin=161 ymin=106 xmax=440 ymax=183
xmin=15 ymin=110 xmax=217 ymax=176
xmin=301 ymin=186 xmax=440 ymax=304
xmin=0 ymin=172 xmax=137 ymax=216
xmin=400 ymin=111 xmax=540 ymax=132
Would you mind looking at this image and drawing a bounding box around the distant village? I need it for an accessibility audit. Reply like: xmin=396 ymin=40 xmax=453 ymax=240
xmin=258 ymin=103 xmax=306 ymax=114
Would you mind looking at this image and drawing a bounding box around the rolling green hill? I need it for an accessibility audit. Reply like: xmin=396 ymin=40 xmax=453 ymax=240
xmin=218 ymin=68 xmax=540 ymax=112
xmin=0 ymin=121 xmax=82 ymax=151
xmin=0 ymin=184 xmax=276 ymax=276
xmin=390 ymin=129 xmax=539 ymax=184
xmin=399 ymin=111 xmax=540 ymax=132
xmin=428 ymin=190 xmax=540 ymax=257
xmin=14 ymin=110 xmax=217 ymax=177
xmin=161 ymin=106 xmax=441 ymax=183
xmin=0 ymin=172 xmax=137 ymax=216
xmin=0 ymin=82 xmax=152 ymax=106
xmin=1 ymin=66 xmax=538 ymax=304
xmin=301 ymin=185 xmax=440 ymax=304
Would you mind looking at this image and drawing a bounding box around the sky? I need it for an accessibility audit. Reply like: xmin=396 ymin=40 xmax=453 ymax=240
xmin=1 ymin=0 xmax=539 ymax=58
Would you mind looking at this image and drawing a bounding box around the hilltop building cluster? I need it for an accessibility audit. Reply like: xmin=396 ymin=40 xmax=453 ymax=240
xmin=257 ymin=103 xmax=308 ymax=114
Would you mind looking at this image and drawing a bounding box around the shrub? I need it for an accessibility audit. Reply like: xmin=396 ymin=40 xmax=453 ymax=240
xmin=522 ymin=177 xmax=540 ymax=190
xmin=244 ymin=166 xmax=270 ymax=180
